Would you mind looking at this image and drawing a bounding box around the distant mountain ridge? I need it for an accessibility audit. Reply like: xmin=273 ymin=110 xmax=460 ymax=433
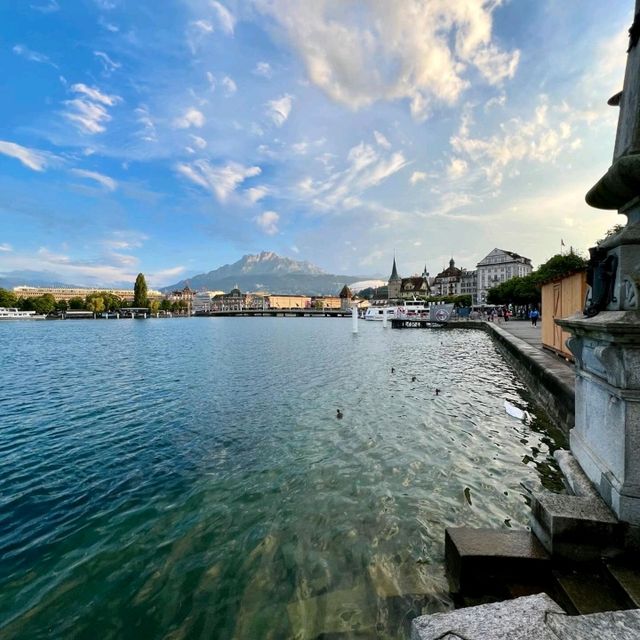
xmin=164 ymin=252 xmax=365 ymax=296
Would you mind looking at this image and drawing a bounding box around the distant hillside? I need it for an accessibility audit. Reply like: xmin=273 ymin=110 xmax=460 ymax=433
xmin=164 ymin=251 xmax=366 ymax=296
xmin=0 ymin=271 xmax=79 ymax=290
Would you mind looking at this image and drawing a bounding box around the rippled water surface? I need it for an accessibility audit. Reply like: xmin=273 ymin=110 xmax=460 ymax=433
xmin=0 ymin=318 xmax=565 ymax=639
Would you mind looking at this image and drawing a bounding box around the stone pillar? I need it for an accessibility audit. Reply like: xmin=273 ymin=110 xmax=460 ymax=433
xmin=557 ymin=1 xmax=640 ymax=526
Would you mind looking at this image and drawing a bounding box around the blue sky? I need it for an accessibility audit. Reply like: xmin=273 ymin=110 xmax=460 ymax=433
xmin=0 ymin=0 xmax=630 ymax=287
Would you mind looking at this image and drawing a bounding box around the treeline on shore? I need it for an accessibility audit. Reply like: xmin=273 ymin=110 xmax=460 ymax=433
xmin=0 ymin=288 xmax=188 ymax=315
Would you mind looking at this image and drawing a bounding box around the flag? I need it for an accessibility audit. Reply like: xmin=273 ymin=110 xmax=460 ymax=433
xmin=561 ymin=239 xmax=565 ymax=246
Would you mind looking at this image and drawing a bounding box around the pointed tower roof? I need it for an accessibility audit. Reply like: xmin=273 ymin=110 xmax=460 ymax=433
xmin=389 ymin=256 xmax=401 ymax=282
xmin=339 ymin=284 xmax=353 ymax=299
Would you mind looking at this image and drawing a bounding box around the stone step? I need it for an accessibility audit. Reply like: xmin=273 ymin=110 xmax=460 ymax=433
xmin=529 ymin=490 xmax=623 ymax=561
xmin=551 ymin=566 xmax=630 ymax=615
xmin=605 ymin=561 xmax=640 ymax=608
xmin=411 ymin=592 xmax=564 ymax=640
xmin=444 ymin=527 xmax=550 ymax=597
xmin=545 ymin=608 xmax=640 ymax=639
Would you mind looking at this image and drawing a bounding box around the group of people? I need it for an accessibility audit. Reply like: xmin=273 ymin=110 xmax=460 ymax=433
xmin=486 ymin=307 xmax=512 ymax=322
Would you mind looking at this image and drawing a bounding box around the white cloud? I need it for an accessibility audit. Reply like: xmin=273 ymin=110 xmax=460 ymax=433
xmin=192 ymin=19 xmax=214 ymax=33
xmin=71 ymin=83 xmax=120 ymax=106
xmin=135 ymin=105 xmax=158 ymax=142
xmin=409 ymin=171 xmax=427 ymax=186
xmin=255 ymin=210 xmax=280 ymax=235
xmin=189 ymin=134 xmax=207 ymax=149
xmin=374 ymin=131 xmax=391 ymax=149
xmin=447 ymin=157 xmax=468 ymax=179
xmin=245 ymin=186 xmax=269 ymax=203
xmin=266 ymin=94 xmax=293 ymax=126
xmin=173 ymin=107 xmax=206 ymax=129
xmin=450 ymin=96 xmax=587 ymax=187
xmin=211 ymin=1 xmax=235 ymax=35
xmin=222 ymin=75 xmax=237 ymax=96
xmin=70 ymin=168 xmax=117 ymax=191
xmin=94 ymin=51 xmax=121 ymax=74
xmin=253 ymin=61 xmax=273 ymax=78
xmin=30 ymin=0 xmax=59 ymax=13
xmin=0 ymin=140 xmax=52 ymax=171
xmin=257 ymin=0 xmax=519 ymax=120
xmin=176 ymin=160 xmax=261 ymax=202
xmin=13 ymin=44 xmax=57 ymax=68
xmin=0 ymin=243 xmax=13 ymax=252
xmin=63 ymin=84 xmax=122 ymax=134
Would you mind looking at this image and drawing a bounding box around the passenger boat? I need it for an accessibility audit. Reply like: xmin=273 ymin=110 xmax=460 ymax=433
xmin=364 ymin=301 xmax=429 ymax=321
xmin=0 ymin=307 xmax=47 ymax=320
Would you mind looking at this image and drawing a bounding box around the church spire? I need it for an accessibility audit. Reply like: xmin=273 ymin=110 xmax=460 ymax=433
xmin=389 ymin=255 xmax=400 ymax=282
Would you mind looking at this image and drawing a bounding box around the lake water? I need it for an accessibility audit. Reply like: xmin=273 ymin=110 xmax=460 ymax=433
xmin=0 ymin=318 xmax=565 ymax=639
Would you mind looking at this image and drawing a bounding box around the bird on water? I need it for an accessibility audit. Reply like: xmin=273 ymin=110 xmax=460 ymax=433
xmin=336 ymin=409 xmax=343 ymax=419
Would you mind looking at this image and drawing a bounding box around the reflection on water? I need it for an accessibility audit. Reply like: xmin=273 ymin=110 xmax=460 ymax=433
xmin=0 ymin=319 xmax=565 ymax=639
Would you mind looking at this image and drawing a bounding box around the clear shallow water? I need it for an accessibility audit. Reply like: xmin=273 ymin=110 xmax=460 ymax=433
xmin=0 ymin=318 xmax=565 ymax=639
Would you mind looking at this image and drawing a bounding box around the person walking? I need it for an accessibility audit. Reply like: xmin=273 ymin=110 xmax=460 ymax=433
xmin=529 ymin=308 xmax=539 ymax=327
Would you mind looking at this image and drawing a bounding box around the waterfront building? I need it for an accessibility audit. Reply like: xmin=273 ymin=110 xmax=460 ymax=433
xmin=432 ymin=258 xmax=463 ymax=298
xmin=476 ymin=248 xmax=532 ymax=304
xmin=12 ymin=285 xmax=163 ymax=302
xmin=338 ymin=285 xmax=353 ymax=310
xmin=313 ymin=295 xmax=342 ymax=310
xmin=460 ymin=270 xmax=478 ymax=304
xmin=192 ymin=290 xmax=225 ymax=313
xmin=212 ymin=287 xmax=247 ymax=311
xmin=267 ymin=295 xmax=311 ymax=309
xmin=399 ymin=275 xmax=430 ymax=300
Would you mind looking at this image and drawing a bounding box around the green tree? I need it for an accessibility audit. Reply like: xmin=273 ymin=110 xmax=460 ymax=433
xmin=134 ymin=273 xmax=148 ymax=307
xmin=56 ymin=299 xmax=68 ymax=312
xmin=87 ymin=296 xmax=105 ymax=314
xmin=149 ymin=299 xmax=160 ymax=315
xmin=160 ymin=299 xmax=172 ymax=312
xmin=32 ymin=294 xmax=56 ymax=315
xmin=0 ymin=288 xmax=18 ymax=307
xmin=68 ymin=296 xmax=85 ymax=310
xmin=533 ymin=253 xmax=587 ymax=284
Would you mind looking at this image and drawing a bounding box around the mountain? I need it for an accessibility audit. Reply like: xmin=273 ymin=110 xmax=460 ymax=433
xmin=0 ymin=270 xmax=80 ymax=290
xmin=164 ymin=252 xmax=366 ymax=296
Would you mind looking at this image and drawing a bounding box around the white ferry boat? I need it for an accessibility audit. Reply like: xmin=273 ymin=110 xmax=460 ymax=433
xmin=0 ymin=307 xmax=47 ymax=320
xmin=364 ymin=301 xmax=429 ymax=321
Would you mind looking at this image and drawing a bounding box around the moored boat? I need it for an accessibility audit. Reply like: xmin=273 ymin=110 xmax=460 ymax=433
xmin=0 ymin=307 xmax=47 ymax=320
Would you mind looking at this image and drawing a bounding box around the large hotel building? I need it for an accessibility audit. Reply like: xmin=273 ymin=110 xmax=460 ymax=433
xmin=12 ymin=286 xmax=163 ymax=302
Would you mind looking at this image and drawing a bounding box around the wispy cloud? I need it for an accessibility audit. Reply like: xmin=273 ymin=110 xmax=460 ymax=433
xmin=266 ymin=94 xmax=293 ymax=126
xmin=173 ymin=107 xmax=205 ymax=129
xmin=374 ymin=131 xmax=391 ymax=149
xmin=94 ymin=51 xmax=121 ymax=74
xmin=0 ymin=140 xmax=53 ymax=171
xmin=13 ymin=44 xmax=57 ymax=68
xmin=30 ymin=0 xmax=59 ymax=13
xmin=63 ymin=84 xmax=122 ymax=134
xmin=409 ymin=171 xmax=427 ymax=186
xmin=70 ymin=168 xmax=117 ymax=191
xmin=0 ymin=243 xmax=13 ymax=252
xmin=222 ymin=75 xmax=237 ymax=96
xmin=176 ymin=160 xmax=261 ymax=202
xmin=257 ymin=0 xmax=519 ymax=120
xmin=211 ymin=1 xmax=235 ymax=35
xmin=253 ymin=61 xmax=273 ymax=78
xmin=255 ymin=210 xmax=279 ymax=235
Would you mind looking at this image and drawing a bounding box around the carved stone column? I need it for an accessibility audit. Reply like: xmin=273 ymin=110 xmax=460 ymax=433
xmin=556 ymin=1 xmax=640 ymax=526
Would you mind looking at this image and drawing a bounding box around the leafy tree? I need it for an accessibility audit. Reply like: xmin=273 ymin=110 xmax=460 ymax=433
xmin=68 ymin=296 xmax=85 ymax=310
xmin=87 ymin=296 xmax=105 ymax=314
xmin=134 ymin=273 xmax=148 ymax=307
xmin=160 ymin=299 xmax=172 ymax=311
xmin=357 ymin=287 xmax=376 ymax=300
xmin=149 ymin=300 xmax=160 ymax=314
xmin=32 ymin=294 xmax=56 ymax=315
xmin=533 ymin=253 xmax=587 ymax=284
xmin=0 ymin=288 xmax=18 ymax=307
xmin=56 ymin=299 xmax=68 ymax=312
